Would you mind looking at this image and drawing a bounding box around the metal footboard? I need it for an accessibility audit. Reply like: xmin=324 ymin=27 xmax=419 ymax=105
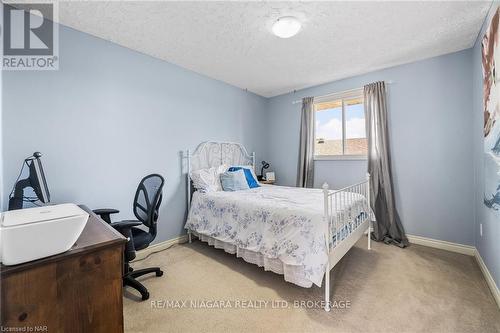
xmin=322 ymin=174 xmax=372 ymax=311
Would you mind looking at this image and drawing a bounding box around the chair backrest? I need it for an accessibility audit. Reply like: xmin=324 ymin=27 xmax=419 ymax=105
xmin=133 ymin=174 xmax=165 ymax=238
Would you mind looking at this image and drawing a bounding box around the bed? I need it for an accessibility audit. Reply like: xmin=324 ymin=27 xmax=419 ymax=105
xmin=184 ymin=141 xmax=372 ymax=311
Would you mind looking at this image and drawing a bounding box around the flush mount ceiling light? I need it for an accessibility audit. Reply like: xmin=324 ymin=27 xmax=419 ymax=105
xmin=272 ymin=16 xmax=301 ymax=38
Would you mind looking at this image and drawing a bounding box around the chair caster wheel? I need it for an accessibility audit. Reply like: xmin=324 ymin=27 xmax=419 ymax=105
xmin=156 ymin=270 xmax=164 ymax=277
xmin=142 ymin=292 xmax=150 ymax=301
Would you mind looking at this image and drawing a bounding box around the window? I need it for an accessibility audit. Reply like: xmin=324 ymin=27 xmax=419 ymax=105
xmin=314 ymin=89 xmax=367 ymax=159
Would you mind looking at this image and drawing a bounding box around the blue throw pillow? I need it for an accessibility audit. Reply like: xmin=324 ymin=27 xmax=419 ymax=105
xmin=228 ymin=167 xmax=260 ymax=188
xmin=220 ymin=169 xmax=250 ymax=191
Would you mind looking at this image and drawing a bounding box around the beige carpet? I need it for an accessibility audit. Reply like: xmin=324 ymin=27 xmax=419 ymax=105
xmin=123 ymin=237 xmax=500 ymax=333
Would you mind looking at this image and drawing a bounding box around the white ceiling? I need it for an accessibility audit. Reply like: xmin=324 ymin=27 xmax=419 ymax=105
xmin=36 ymin=1 xmax=493 ymax=97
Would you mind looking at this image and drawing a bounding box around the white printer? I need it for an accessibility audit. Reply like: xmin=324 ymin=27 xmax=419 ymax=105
xmin=0 ymin=203 xmax=89 ymax=266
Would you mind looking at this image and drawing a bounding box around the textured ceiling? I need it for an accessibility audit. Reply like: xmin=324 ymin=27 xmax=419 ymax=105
xmin=28 ymin=1 xmax=493 ymax=97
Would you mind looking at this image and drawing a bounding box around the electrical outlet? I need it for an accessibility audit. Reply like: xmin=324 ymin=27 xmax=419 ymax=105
xmin=480 ymin=223 xmax=483 ymax=237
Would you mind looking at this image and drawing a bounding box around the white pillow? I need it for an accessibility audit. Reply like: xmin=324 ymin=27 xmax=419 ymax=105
xmin=190 ymin=165 xmax=228 ymax=192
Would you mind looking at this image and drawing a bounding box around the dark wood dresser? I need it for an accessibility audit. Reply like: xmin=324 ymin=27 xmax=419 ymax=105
xmin=0 ymin=206 xmax=127 ymax=333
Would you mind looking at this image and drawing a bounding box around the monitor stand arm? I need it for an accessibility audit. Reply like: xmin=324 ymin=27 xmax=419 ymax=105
xmin=8 ymin=178 xmax=31 ymax=210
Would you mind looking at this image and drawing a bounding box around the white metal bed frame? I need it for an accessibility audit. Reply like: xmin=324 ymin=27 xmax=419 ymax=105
xmin=184 ymin=141 xmax=371 ymax=312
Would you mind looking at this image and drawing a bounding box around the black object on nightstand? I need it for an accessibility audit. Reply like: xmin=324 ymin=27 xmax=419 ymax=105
xmin=258 ymin=160 xmax=270 ymax=180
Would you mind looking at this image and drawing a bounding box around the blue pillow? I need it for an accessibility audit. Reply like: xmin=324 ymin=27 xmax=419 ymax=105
xmin=220 ymin=169 xmax=250 ymax=191
xmin=228 ymin=167 xmax=260 ymax=188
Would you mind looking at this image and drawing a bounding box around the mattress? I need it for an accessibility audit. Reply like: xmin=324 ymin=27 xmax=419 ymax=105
xmin=185 ymin=185 xmax=367 ymax=287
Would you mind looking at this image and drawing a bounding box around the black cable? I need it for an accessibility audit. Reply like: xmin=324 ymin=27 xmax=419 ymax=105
xmin=8 ymin=159 xmax=30 ymax=199
xmin=9 ymin=155 xmax=42 ymax=209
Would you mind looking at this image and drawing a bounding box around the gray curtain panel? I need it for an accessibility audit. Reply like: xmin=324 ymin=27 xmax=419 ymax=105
xmin=364 ymin=82 xmax=408 ymax=247
xmin=297 ymin=97 xmax=315 ymax=188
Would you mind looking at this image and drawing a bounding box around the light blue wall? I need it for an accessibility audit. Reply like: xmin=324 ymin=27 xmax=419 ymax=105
xmin=472 ymin=2 xmax=500 ymax=288
xmin=0 ymin=4 xmax=3 ymax=212
xmin=266 ymin=50 xmax=475 ymax=246
xmin=0 ymin=59 xmax=3 ymax=212
xmin=1 ymin=24 xmax=268 ymax=243
xmin=313 ymin=160 xmax=368 ymax=189
xmin=2 ymin=12 xmax=494 ymax=279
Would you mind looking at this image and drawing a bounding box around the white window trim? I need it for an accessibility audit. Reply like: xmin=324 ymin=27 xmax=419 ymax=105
xmin=314 ymin=155 xmax=367 ymax=161
xmin=314 ymin=87 xmax=367 ymax=159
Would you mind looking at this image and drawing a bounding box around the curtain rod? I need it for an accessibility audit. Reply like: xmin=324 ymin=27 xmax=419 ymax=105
xmin=291 ymin=80 xmax=394 ymax=105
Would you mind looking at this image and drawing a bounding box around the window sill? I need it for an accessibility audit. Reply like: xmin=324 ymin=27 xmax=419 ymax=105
xmin=314 ymin=155 xmax=367 ymax=161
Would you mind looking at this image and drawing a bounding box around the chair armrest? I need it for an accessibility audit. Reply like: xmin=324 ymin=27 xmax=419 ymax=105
xmin=110 ymin=220 xmax=142 ymax=231
xmin=93 ymin=208 xmax=120 ymax=215
xmin=93 ymin=208 xmax=120 ymax=223
xmin=108 ymin=220 xmax=142 ymax=262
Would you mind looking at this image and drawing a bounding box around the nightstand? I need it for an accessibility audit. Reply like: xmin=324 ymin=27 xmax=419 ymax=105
xmin=259 ymin=180 xmax=275 ymax=185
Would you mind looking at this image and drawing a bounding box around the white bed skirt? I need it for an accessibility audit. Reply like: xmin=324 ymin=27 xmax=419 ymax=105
xmin=193 ymin=231 xmax=314 ymax=288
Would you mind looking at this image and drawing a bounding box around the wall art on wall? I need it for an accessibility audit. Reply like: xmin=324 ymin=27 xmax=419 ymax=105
xmin=482 ymin=7 xmax=500 ymax=213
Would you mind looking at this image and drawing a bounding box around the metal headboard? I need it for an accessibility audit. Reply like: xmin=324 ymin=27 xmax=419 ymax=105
xmin=183 ymin=141 xmax=255 ymax=210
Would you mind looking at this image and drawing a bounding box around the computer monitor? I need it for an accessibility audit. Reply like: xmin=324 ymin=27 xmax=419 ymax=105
xmin=29 ymin=154 xmax=50 ymax=204
xmin=8 ymin=152 xmax=51 ymax=210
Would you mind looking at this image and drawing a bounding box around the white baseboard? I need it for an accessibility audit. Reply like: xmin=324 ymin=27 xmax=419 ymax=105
xmin=407 ymin=234 xmax=475 ymax=256
xmin=407 ymin=234 xmax=499 ymax=309
xmin=132 ymin=235 xmax=188 ymax=261
xmin=474 ymin=249 xmax=500 ymax=308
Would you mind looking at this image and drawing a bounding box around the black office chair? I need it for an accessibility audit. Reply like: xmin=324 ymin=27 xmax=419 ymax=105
xmin=94 ymin=174 xmax=165 ymax=301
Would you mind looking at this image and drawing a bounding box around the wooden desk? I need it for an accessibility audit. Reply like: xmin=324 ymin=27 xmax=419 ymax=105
xmin=1 ymin=206 xmax=127 ymax=333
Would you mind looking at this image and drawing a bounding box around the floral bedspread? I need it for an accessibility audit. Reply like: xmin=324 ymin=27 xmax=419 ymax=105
xmin=185 ymin=185 xmax=367 ymax=287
